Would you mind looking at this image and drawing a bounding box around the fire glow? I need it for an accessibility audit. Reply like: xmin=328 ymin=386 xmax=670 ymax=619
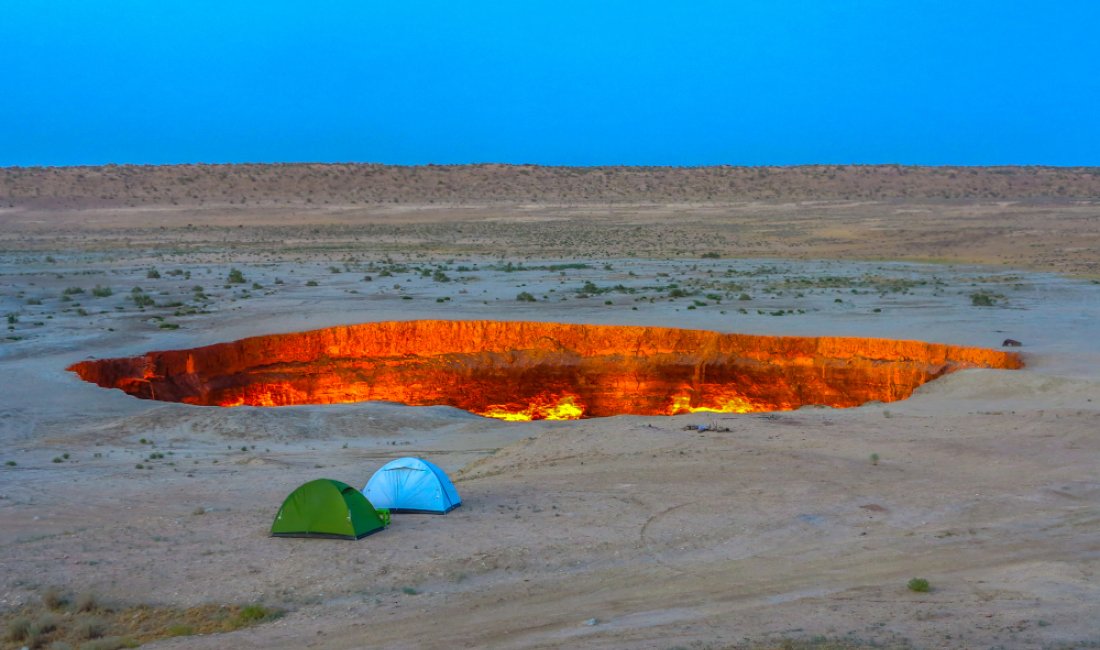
xmin=68 ymin=320 xmax=1022 ymax=419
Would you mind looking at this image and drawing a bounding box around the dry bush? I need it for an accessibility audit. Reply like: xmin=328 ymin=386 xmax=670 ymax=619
xmin=42 ymin=586 xmax=68 ymax=610
xmin=6 ymin=616 xmax=31 ymax=641
xmin=73 ymin=616 xmax=107 ymax=640
xmin=74 ymin=592 xmax=99 ymax=613
xmin=32 ymin=613 xmax=60 ymax=634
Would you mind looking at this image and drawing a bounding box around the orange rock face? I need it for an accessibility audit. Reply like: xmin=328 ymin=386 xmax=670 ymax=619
xmin=68 ymin=320 xmax=1022 ymax=419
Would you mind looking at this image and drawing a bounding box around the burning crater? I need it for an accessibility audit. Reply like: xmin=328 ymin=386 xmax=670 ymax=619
xmin=69 ymin=320 xmax=1022 ymax=420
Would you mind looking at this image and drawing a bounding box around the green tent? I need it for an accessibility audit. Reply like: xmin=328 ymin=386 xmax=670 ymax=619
xmin=271 ymin=479 xmax=385 ymax=540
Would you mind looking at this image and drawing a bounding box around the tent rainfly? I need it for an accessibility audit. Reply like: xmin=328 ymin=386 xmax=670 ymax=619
xmin=363 ymin=457 xmax=462 ymax=514
xmin=272 ymin=478 xmax=386 ymax=539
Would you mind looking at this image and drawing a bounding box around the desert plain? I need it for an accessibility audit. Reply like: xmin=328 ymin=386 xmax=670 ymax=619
xmin=1 ymin=165 xmax=1099 ymax=649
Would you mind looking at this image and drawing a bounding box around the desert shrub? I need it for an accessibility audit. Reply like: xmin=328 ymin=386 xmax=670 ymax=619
xmin=146 ymin=269 xmax=160 ymax=279
xmin=131 ymin=292 xmax=154 ymax=308
xmin=74 ymin=593 xmax=99 ymax=613
xmin=516 ymin=291 xmax=536 ymax=302
xmin=6 ymin=616 xmax=31 ymax=641
xmin=227 ymin=268 xmax=246 ymax=284
xmin=305 ymin=280 xmax=318 ymax=286
xmin=29 ymin=613 xmax=60 ymax=643
xmin=970 ymin=292 xmax=996 ymax=306
xmin=73 ymin=616 xmax=107 ymax=640
xmin=907 ymin=577 xmax=931 ymax=592
xmin=238 ymin=605 xmax=268 ymax=622
xmin=42 ymin=587 xmax=68 ymax=610
xmin=231 ymin=604 xmax=282 ymax=629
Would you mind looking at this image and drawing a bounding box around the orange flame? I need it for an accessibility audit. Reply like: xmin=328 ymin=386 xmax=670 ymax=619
xmin=478 ymin=394 xmax=585 ymax=421
xmin=669 ymin=391 xmax=758 ymax=415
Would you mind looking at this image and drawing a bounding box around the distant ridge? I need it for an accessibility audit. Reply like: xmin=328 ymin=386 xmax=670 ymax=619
xmin=2 ymin=163 xmax=1099 ymax=208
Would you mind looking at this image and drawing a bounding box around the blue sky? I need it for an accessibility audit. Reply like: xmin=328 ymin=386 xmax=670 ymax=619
xmin=2 ymin=1 xmax=1098 ymax=167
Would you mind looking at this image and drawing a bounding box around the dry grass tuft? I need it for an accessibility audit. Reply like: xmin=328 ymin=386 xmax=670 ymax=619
xmin=5 ymin=616 xmax=31 ymax=641
xmin=42 ymin=587 xmax=68 ymax=610
xmin=74 ymin=592 xmax=99 ymax=613
xmin=73 ymin=616 xmax=107 ymax=640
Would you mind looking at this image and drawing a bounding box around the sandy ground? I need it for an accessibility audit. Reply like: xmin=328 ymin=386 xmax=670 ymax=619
xmin=1 ymin=200 xmax=1099 ymax=649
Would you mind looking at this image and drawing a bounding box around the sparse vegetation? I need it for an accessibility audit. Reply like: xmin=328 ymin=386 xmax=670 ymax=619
xmin=166 ymin=623 xmax=194 ymax=637
xmin=907 ymin=577 xmax=931 ymax=592
xmin=970 ymin=291 xmax=998 ymax=307
xmin=130 ymin=289 xmax=155 ymax=308
xmin=74 ymin=593 xmax=99 ymax=613
xmin=227 ymin=268 xmax=246 ymax=284
xmin=73 ymin=615 xmax=107 ymax=640
xmin=6 ymin=617 xmax=30 ymax=642
xmin=0 ymin=595 xmax=283 ymax=648
xmin=231 ymin=604 xmax=283 ymax=629
xmin=43 ymin=587 xmax=68 ymax=610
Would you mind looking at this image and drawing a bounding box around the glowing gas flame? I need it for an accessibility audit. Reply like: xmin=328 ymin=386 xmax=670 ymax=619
xmin=669 ymin=392 xmax=758 ymax=415
xmin=68 ymin=320 xmax=1023 ymax=419
xmin=478 ymin=394 xmax=585 ymax=421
